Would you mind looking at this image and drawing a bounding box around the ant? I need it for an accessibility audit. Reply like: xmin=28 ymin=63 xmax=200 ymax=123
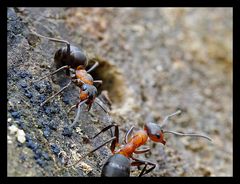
xmin=31 ymin=31 xmax=107 ymax=129
xmin=67 ymin=110 xmax=212 ymax=177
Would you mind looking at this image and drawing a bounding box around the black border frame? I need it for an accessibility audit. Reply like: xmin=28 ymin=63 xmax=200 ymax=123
xmin=1 ymin=0 xmax=238 ymax=183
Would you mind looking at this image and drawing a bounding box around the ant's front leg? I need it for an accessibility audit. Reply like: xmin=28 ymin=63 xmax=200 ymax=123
xmin=124 ymin=126 xmax=135 ymax=144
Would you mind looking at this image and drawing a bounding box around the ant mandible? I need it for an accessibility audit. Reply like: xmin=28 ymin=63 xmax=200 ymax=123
xmin=31 ymin=31 xmax=107 ymax=128
xmin=68 ymin=110 xmax=212 ymax=177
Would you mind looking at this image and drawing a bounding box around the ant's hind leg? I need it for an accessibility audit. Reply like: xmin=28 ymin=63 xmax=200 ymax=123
xmin=91 ymin=123 xmax=119 ymax=153
xmin=33 ymin=65 xmax=70 ymax=82
xmin=67 ymin=103 xmax=79 ymax=114
xmin=131 ymin=157 xmax=156 ymax=177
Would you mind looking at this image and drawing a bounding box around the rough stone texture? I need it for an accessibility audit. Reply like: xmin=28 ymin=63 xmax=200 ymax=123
xmin=7 ymin=7 xmax=232 ymax=176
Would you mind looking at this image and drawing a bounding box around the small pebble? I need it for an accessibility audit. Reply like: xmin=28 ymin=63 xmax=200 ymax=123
xmin=7 ymin=135 xmax=12 ymax=144
xmin=8 ymin=125 xmax=18 ymax=134
xmin=17 ymin=129 xmax=26 ymax=143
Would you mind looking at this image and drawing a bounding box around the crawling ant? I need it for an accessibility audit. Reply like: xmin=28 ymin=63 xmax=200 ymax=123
xmin=68 ymin=110 xmax=212 ymax=177
xmin=31 ymin=31 xmax=107 ymax=128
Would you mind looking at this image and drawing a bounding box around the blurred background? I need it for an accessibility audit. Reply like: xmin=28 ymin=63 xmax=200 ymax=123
xmin=7 ymin=8 xmax=232 ymax=176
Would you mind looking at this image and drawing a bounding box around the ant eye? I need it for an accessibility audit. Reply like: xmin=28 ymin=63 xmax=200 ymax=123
xmin=82 ymin=84 xmax=88 ymax=91
xmin=155 ymin=133 xmax=161 ymax=139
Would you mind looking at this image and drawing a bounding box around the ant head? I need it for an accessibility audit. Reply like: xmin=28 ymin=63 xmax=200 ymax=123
xmin=81 ymin=84 xmax=97 ymax=100
xmin=145 ymin=110 xmax=212 ymax=143
xmin=144 ymin=111 xmax=182 ymax=145
xmin=80 ymin=84 xmax=98 ymax=111
xmin=144 ymin=122 xmax=166 ymax=145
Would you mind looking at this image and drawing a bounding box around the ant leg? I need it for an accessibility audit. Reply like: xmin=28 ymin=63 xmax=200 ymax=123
xmin=124 ymin=126 xmax=134 ymax=144
xmin=67 ymin=103 xmax=79 ymax=114
xmin=134 ymin=147 xmax=151 ymax=154
xmin=86 ymin=61 xmax=99 ymax=73
xmin=68 ymin=99 xmax=88 ymax=129
xmin=93 ymin=80 xmax=102 ymax=84
xmin=131 ymin=157 xmax=156 ymax=177
xmin=94 ymin=98 xmax=109 ymax=113
xmin=91 ymin=123 xmax=119 ymax=153
xmin=34 ymin=65 xmax=70 ymax=82
xmin=93 ymin=80 xmax=102 ymax=88
xmin=40 ymin=80 xmax=72 ymax=106
xmin=67 ymin=136 xmax=117 ymax=168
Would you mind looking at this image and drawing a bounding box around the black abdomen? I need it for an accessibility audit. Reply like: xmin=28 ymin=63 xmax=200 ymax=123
xmin=101 ymin=154 xmax=130 ymax=177
xmin=54 ymin=46 xmax=87 ymax=69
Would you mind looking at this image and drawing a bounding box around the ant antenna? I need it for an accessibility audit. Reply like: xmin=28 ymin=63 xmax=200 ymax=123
xmin=161 ymin=110 xmax=182 ymax=128
xmin=163 ymin=130 xmax=212 ymax=142
xmin=31 ymin=30 xmax=71 ymax=54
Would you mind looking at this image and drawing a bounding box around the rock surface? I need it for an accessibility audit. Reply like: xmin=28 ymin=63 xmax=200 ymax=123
xmin=7 ymin=7 xmax=232 ymax=176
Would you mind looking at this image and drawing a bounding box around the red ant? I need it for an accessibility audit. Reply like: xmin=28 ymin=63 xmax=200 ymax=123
xmin=31 ymin=31 xmax=107 ymax=128
xmin=67 ymin=110 xmax=212 ymax=177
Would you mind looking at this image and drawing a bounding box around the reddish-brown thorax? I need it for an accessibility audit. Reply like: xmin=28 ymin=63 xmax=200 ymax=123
xmin=117 ymin=130 xmax=148 ymax=158
xmin=76 ymin=66 xmax=93 ymax=85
